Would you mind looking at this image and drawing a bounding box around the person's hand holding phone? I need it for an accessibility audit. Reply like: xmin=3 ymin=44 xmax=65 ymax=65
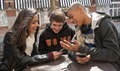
xmin=52 ymin=51 xmax=62 ymax=60
xmin=76 ymin=52 xmax=90 ymax=64
xmin=76 ymin=53 xmax=86 ymax=58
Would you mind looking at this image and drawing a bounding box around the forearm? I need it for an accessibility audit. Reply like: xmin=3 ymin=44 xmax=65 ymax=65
xmin=78 ymin=45 xmax=119 ymax=62
xmin=21 ymin=54 xmax=53 ymax=66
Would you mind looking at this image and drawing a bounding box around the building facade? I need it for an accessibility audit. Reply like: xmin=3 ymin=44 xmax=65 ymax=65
xmin=0 ymin=0 xmax=120 ymax=28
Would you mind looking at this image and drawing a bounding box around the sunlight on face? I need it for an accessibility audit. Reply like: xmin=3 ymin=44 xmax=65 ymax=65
xmin=67 ymin=10 xmax=83 ymax=26
xmin=28 ymin=14 xmax=39 ymax=33
xmin=51 ymin=21 xmax=64 ymax=33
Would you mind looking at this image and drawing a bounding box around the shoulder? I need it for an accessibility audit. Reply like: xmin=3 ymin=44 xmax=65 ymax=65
xmin=66 ymin=25 xmax=75 ymax=33
xmin=4 ymin=30 xmax=15 ymax=38
xmin=63 ymin=22 xmax=75 ymax=31
xmin=39 ymin=28 xmax=51 ymax=40
xmin=97 ymin=18 xmax=118 ymax=36
xmin=99 ymin=18 xmax=114 ymax=28
xmin=3 ymin=30 xmax=15 ymax=43
xmin=40 ymin=29 xmax=48 ymax=36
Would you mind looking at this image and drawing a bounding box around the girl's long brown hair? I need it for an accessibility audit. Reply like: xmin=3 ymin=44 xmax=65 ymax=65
xmin=10 ymin=8 xmax=39 ymax=53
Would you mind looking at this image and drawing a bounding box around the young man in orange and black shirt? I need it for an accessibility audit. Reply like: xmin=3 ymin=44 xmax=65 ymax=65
xmin=38 ymin=10 xmax=75 ymax=55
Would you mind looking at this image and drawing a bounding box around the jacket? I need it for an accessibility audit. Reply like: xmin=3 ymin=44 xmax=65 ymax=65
xmin=0 ymin=30 xmax=54 ymax=71
xmin=68 ymin=12 xmax=120 ymax=71
xmin=38 ymin=22 xmax=75 ymax=54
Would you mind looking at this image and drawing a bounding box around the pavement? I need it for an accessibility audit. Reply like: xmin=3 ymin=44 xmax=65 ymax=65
xmin=0 ymin=21 xmax=120 ymax=42
xmin=0 ymin=27 xmax=9 ymax=42
xmin=114 ymin=22 xmax=120 ymax=32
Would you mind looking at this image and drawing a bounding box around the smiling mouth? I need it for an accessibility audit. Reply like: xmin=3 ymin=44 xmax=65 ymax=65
xmin=54 ymin=30 xmax=60 ymax=33
xmin=33 ymin=28 xmax=37 ymax=30
xmin=55 ymin=30 xmax=59 ymax=32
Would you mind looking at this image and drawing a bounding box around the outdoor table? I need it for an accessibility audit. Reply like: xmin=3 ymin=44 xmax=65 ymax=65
xmin=24 ymin=55 xmax=117 ymax=71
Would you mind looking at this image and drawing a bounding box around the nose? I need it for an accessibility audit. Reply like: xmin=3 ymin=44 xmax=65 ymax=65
xmin=55 ymin=26 xmax=60 ymax=30
xmin=35 ymin=22 xmax=39 ymax=27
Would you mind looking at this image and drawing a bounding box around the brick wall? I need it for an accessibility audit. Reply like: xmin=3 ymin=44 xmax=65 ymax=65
xmin=4 ymin=0 xmax=16 ymax=17
xmin=6 ymin=10 xmax=16 ymax=16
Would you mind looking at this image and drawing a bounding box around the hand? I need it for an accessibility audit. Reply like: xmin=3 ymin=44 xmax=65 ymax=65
xmin=76 ymin=55 xmax=90 ymax=64
xmin=60 ymin=40 xmax=80 ymax=52
xmin=52 ymin=51 xmax=62 ymax=60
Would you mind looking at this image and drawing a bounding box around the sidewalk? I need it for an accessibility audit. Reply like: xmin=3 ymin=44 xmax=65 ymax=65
xmin=113 ymin=21 xmax=120 ymax=33
xmin=0 ymin=26 xmax=9 ymax=36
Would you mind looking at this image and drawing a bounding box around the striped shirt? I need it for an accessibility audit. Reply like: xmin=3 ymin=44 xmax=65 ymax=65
xmin=83 ymin=28 xmax=96 ymax=48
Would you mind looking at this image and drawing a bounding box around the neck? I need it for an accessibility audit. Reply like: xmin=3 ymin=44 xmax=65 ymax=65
xmin=84 ymin=13 xmax=92 ymax=25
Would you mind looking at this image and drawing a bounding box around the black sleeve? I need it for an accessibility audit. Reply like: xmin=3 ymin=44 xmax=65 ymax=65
xmin=70 ymin=28 xmax=75 ymax=39
xmin=68 ymin=51 xmax=77 ymax=61
xmin=38 ymin=33 xmax=50 ymax=54
xmin=3 ymin=31 xmax=54 ymax=70
xmin=78 ymin=19 xmax=120 ymax=62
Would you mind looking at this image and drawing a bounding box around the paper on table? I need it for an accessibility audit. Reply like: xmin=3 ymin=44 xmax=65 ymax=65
xmin=90 ymin=66 xmax=103 ymax=71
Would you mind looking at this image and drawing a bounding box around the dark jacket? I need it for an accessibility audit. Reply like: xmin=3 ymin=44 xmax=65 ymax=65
xmin=0 ymin=30 xmax=54 ymax=71
xmin=68 ymin=12 xmax=120 ymax=71
xmin=38 ymin=22 xmax=75 ymax=54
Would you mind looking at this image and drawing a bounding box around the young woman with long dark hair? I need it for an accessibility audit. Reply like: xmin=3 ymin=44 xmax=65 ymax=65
xmin=0 ymin=8 xmax=61 ymax=71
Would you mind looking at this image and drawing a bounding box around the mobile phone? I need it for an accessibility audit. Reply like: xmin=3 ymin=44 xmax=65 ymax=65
xmin=71 ymin=34 xmax=76 ymax=44
xmin=76 ymin=53 xmax=86 ymax=58
xmin=59 ymin=49 xmax=64 ymax=52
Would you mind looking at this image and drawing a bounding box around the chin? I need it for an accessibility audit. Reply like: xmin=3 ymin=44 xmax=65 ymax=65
xmin=31 ymin=31 xmax=36 ymax=33
xmin=54 ymin=31 xmax=59 ymax=33
xmin=77 ymin=24 xmax=82 ymax=27
xmin=55 ymin=32 xmax=58 ymax=34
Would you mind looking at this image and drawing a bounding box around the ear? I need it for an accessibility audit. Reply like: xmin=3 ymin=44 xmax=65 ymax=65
xmin=78 ymin=6 xmax=83 ymax=13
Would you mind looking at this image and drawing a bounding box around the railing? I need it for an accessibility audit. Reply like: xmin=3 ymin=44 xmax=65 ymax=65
xmin=95 ymin=0 xmax=111 ymax=6
xmin=14 ymin=0 xmax=50 ymax=9
xmin=0 ymin=0 xmax=4 ymax=10
xmin=59 ymin=0 xmax=91 ymax=7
